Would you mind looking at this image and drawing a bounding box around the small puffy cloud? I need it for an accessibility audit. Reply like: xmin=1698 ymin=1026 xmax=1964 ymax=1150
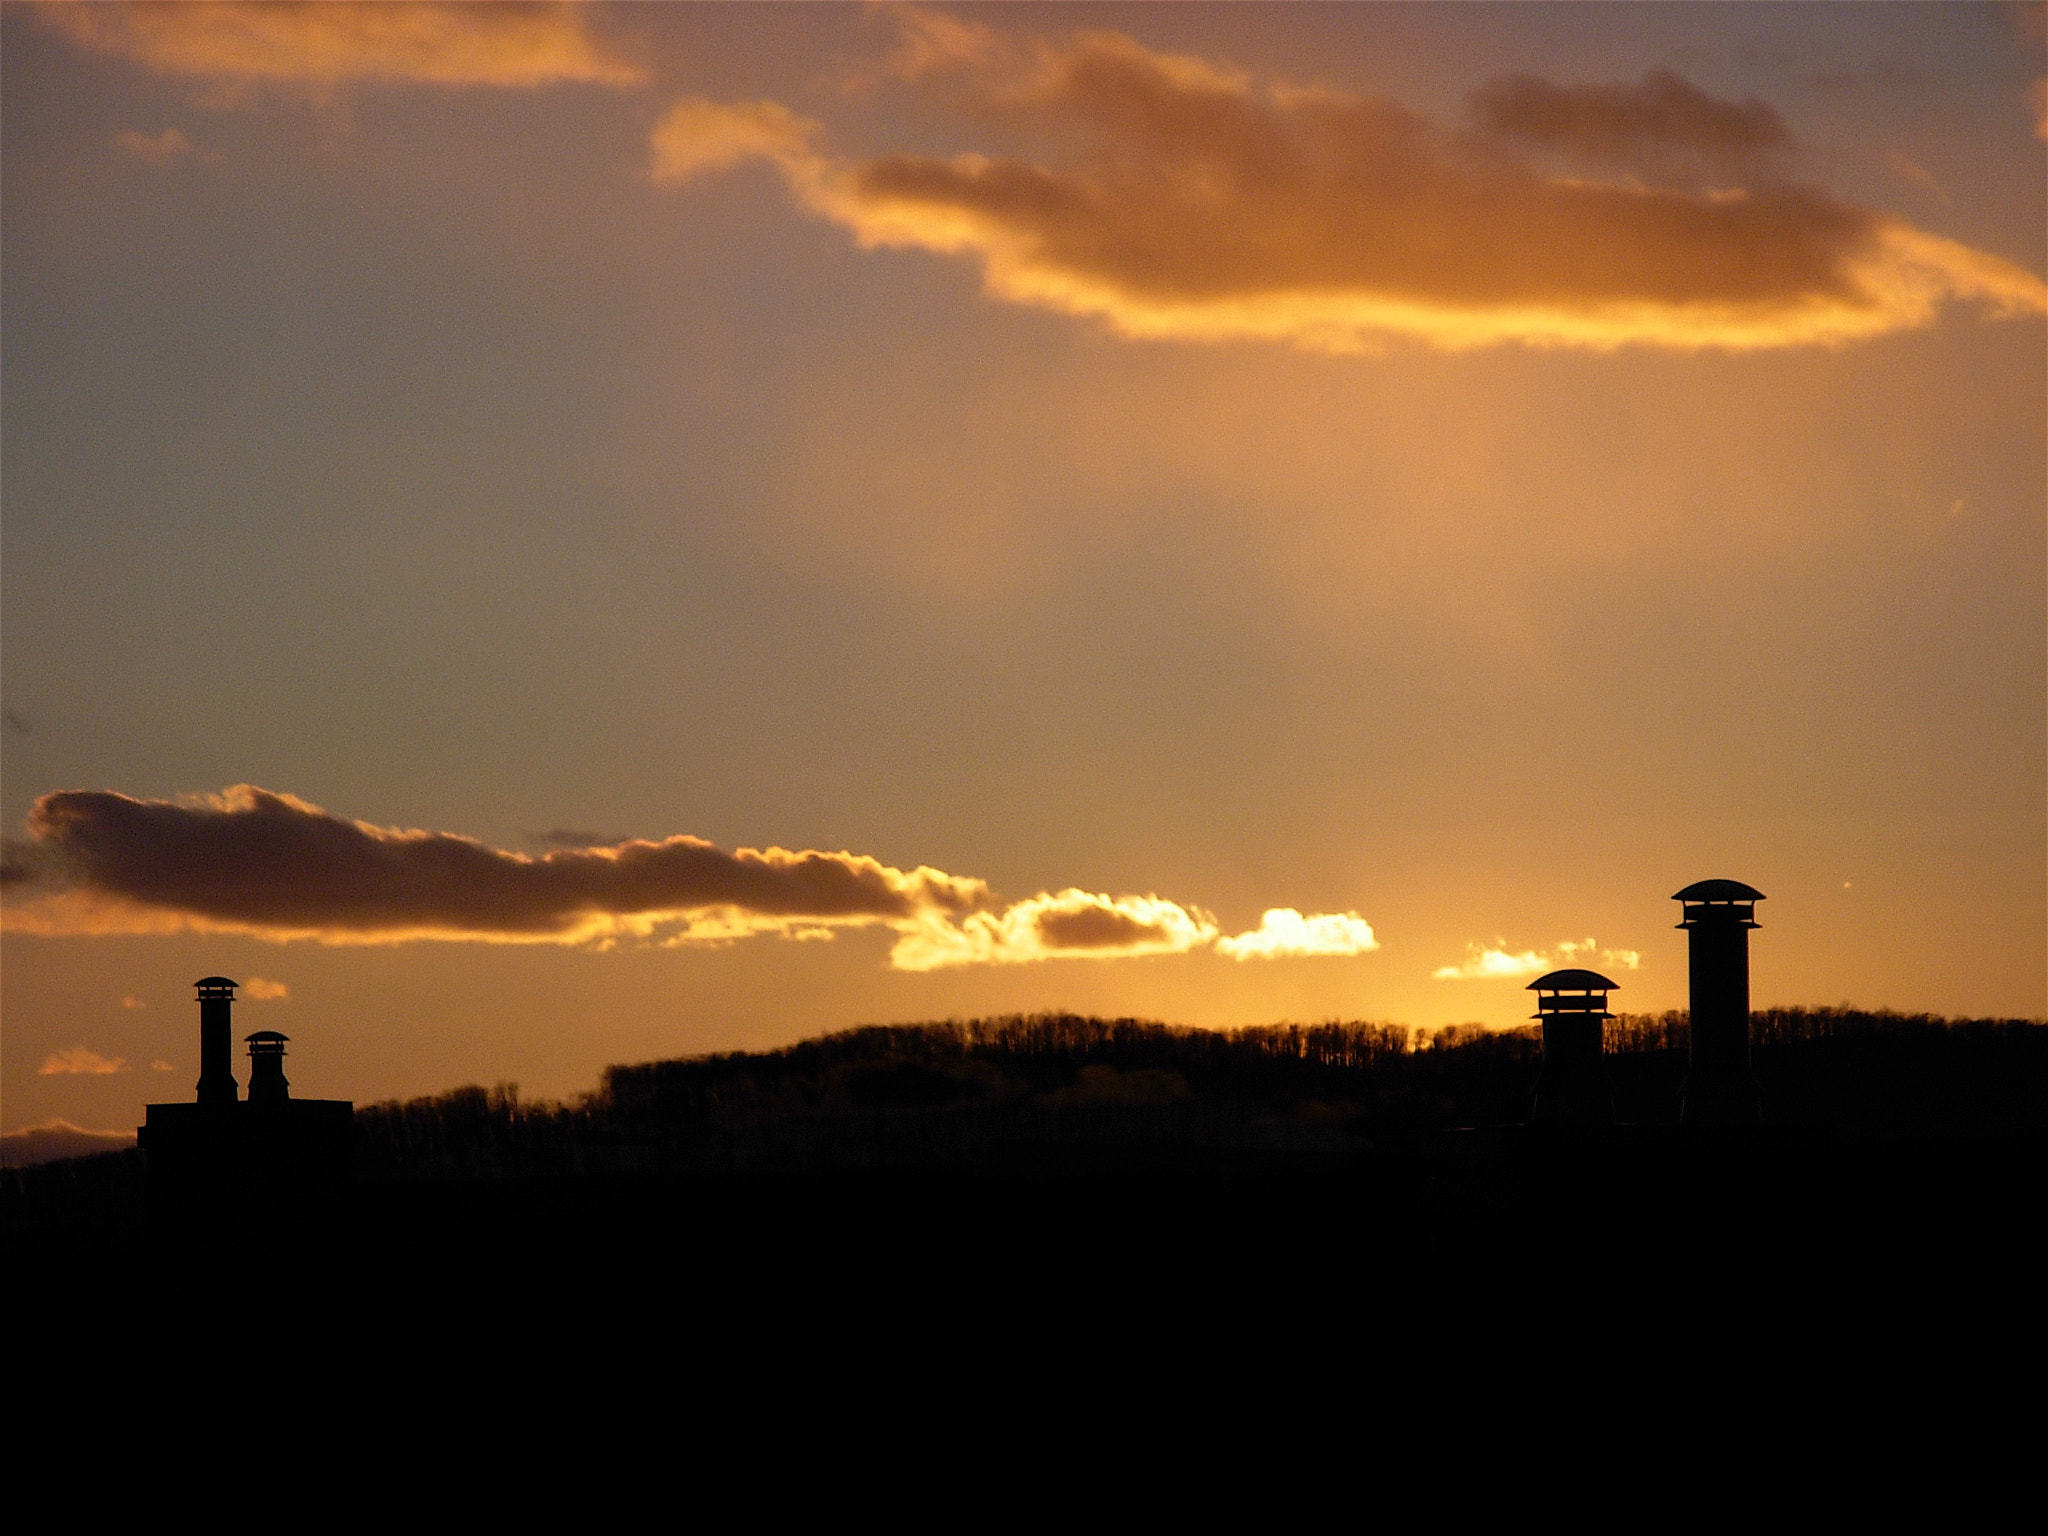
xmin=1216 ymin=908 xmax=1379 ymax=960
xmin=1 ymin=1119 xmax=136 ymax=1168
xmin=38 ymin=1048 xmax=128 ymax=1076
xmin=41 ymin=2 xmax=644 ymax=92
xmin=649 ymin=97 xmax=820 ymax=184
xmin=121 ymin=994 xmax=147 ymax=1010
xmin=151 ymin=1060 xmax=174 ymax=1072
xmin=242 ymin=976 xmax=290 ymax=1002
xmin=1434 ymin=945 xmax=1551 ymax=982
xmin=655 ymin=19 xmax=2044 ymax=353
xmin=1436 ymin=937 xmax=1640 ymax=981
xmin=1557 ymin=937 xmax=1641 ymax=970
xmin=890 ymin=889 xmax=1218 ymax=971
xmin=114 ymin=127 xmax=193 ymax=164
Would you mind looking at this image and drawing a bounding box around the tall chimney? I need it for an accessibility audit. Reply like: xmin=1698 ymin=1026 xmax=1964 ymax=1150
xmin=1673 ymin=881 xmax=1764 ymax=1125
xmin=194 ymin=976 xmax=240 ymax=1108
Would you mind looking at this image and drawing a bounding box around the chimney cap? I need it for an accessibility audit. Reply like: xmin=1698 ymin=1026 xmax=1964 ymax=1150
xmin=1528 ymin=969 xmax=1619 ymax=992
xmin=244 ymin=1030 xmax=289 ymax=1045
xmin=194 ymin=976 xmax=239 ymax=995
xmin=1672 ymin=879 xmax=1765 ymax=903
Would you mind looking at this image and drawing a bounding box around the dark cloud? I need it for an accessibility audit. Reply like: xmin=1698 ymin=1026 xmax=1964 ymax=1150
xmin=1034 ymin=901 xmax=1179 ymax=951
xmin=14 ymin=785 xmax=985 ymax=942
xmin=2 ymin=837 xmax=52 ymax=887
xmin=1467 ymin=67 xmax=1789 ymax=166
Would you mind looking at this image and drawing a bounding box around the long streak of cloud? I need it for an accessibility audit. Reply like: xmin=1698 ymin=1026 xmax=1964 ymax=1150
xmin=3 ymin=786 xmax=1378 ymax=974
xmin=40 ymin=2 xmax=645 ymax=91
xmin=650 ymin=19 xmax=2043 ymax=352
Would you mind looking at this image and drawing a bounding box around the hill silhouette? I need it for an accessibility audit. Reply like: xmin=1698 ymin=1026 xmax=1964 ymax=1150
xmin=7 ymin=1005 xmax=2039 ymax=1400
xmin=321 ymin=1006 xmax=2042 ymax=1182
xmin=10 ymin=1005 xmax=2040 ymax=1242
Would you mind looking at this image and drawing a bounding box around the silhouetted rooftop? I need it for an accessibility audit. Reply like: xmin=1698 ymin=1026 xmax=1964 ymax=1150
xmin=1528 ymin=969 xmax=1618 ymax=992
xmin=1540 ymin=966 xmax=1613 ymax=991
xmin=1672 ymin=879 xmax=1765 ymax=902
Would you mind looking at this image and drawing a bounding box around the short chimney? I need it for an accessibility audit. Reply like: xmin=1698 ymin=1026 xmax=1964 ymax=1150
xmin=1674 ymin=880 xmax=1765 ymax=1124
xmin=194 ymin=977 xmax=240 ymax=1108
xmin=1528 ymin=969 xmax=1617 ymax=1126
xmin=245 ymin=1031 xmax=291 ymax=1105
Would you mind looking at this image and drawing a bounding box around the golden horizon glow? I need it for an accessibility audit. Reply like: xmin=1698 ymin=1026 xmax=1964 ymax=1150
xmin=4 ymin=5 xmax=2039 ymax=1137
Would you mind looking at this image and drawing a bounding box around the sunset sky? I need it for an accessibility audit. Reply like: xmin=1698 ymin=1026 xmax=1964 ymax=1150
xmin=5 ymin=2 xmax=2043 ymax=1137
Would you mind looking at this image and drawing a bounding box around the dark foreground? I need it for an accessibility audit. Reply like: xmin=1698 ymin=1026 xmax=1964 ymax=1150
xmin=6 ymin=1010 xmax=2042 ymax=1411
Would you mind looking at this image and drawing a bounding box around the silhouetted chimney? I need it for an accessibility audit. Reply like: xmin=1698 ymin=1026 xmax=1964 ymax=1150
xmin=1674 ymin=880 xmax=1765 ymax=1125
xmin=194 ymin=977 xmax=240 ymax=1108
xmin=1528 ymin=969 xmax=1617 ymax=1126
xmin=246 ymin=1031 xmax=291 ymax=1105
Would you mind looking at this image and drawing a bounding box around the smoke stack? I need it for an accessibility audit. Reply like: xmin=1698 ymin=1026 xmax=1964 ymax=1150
xmin=1528 ymin=969 xmax=1617 ymax=1126
xmin=245 ymin=1031 xmax=291 ymax=1105
xmin=1673 ymin=880 xmax=1764 ymax=1125
xmin=194 ymin=977 xmax=240 ymax=1108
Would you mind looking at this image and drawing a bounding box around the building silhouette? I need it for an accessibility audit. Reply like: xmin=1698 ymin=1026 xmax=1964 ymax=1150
xmin=1674 ymin=880 xmax=1765 ymax=1124
xmin=1528 ymin=968 xmax=1617 ymax=1126
xmin=139 ymin=978 xmax=354 ymax=1247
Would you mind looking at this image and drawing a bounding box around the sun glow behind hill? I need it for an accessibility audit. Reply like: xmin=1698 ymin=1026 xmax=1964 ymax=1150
xmin=2 ymin=4 xmax=2041 ymax=1133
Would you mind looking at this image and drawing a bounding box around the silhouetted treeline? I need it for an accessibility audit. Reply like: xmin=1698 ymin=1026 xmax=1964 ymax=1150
xmin=336 ymin=1007 xmax=2045 ymax=1181
xmin=7 ymin=1005 xmax=2040 ymax=1349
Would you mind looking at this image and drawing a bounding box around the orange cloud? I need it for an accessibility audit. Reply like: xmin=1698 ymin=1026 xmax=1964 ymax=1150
xmin=650 ymin=97 xmax=820 ymax=184
xmin=114 ymin=127 xmax=193 ymax=164
xmin=42 ymin=2 xmax=644 ymax=92
xmin=242 ymin=976 xmax=290 ymax=1001
xmin=890 ymin=889 xmax=1219 ymax=970
xmin=655 ymin=21 xmax=2045 ymax=352
xmin=5 ymin=785 xmax=1380 ymax=975
xmin=38 ymin=1048 xmax=128 ymax=1076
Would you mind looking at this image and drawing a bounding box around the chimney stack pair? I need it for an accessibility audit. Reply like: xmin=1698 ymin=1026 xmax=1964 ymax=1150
xmin=1529 ymin=880 xmax=1764 ymax=1126
xmin=191 ymin=976 xmax=291 ymax=1107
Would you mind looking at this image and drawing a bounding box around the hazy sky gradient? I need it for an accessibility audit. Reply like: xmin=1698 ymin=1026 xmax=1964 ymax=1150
xmin=5 ymin=3 xmax=2042 ymax=1134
